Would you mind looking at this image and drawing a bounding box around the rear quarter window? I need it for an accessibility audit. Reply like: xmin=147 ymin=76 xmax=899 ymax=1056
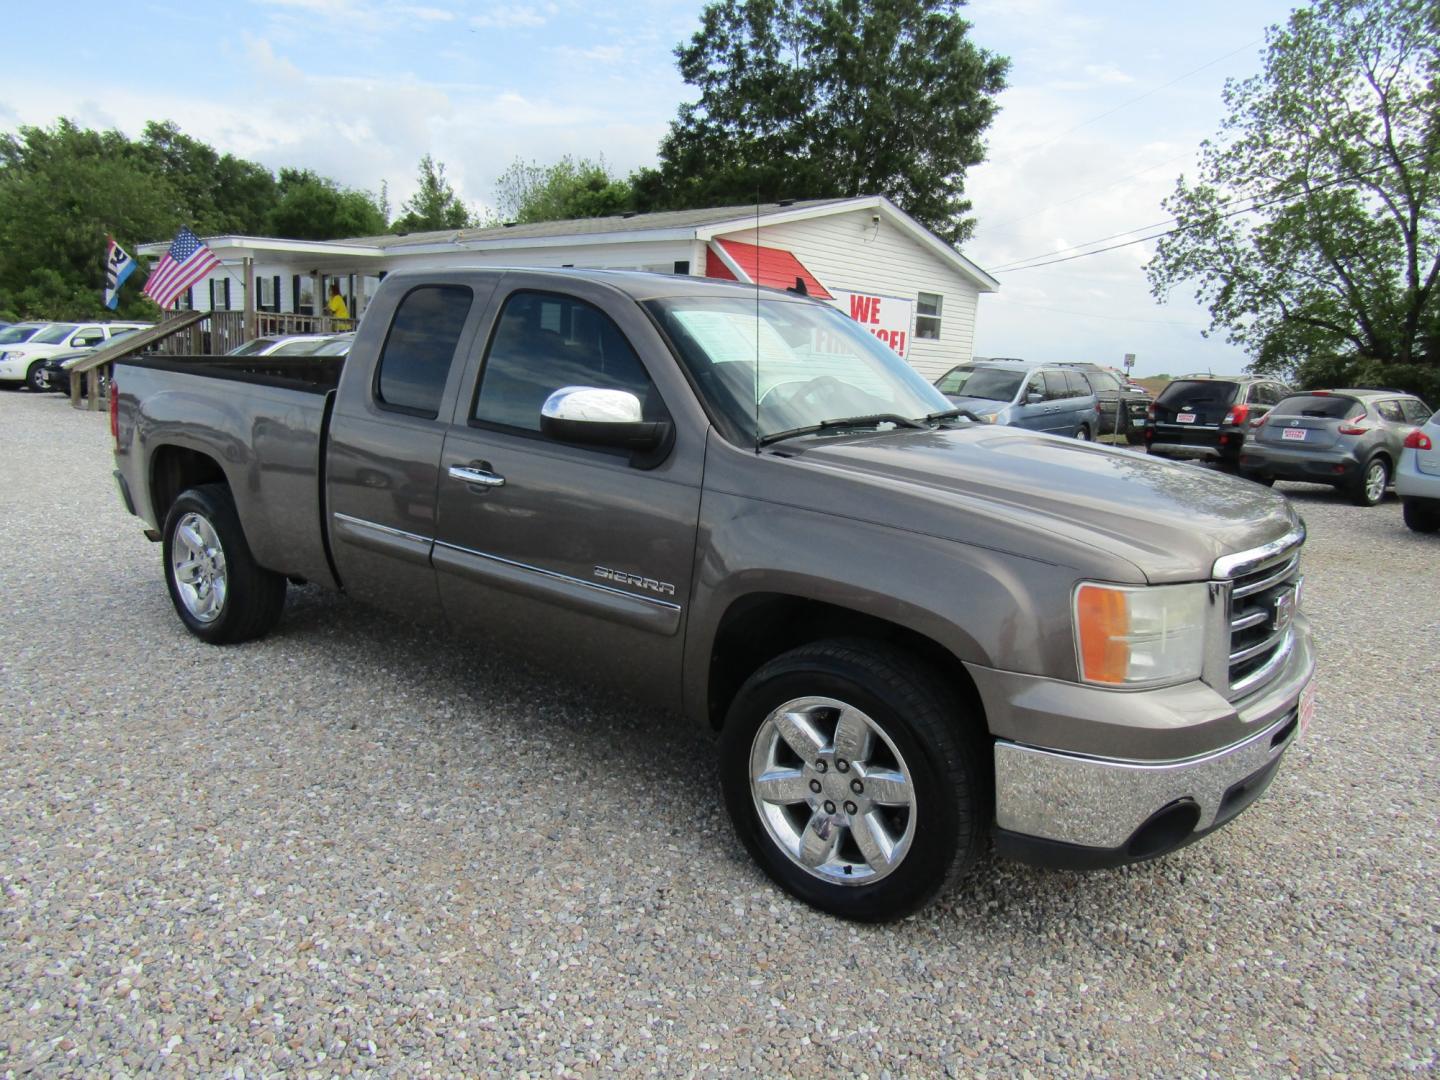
xmin=375 ymin=285 xmax=473 ymax=418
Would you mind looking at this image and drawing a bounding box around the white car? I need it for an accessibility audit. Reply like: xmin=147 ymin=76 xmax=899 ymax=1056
xmin=1396 ymin=408 xmax=1440 ymax=533
xmin=0 ymin=322 xmax=152 ymax=391
xmin=226 ymin=334 xmax=339 ymax=358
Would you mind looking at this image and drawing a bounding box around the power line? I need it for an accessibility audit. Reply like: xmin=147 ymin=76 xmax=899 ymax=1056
xmin=987 ymin=299 xmax=1210 ymax=327
xmin=980 ymin=149 xmax=1197 ymax=236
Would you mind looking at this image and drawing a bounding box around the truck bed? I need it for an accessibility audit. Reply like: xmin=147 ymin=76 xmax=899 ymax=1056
xmin=113 ymin=355 xmax=340 ymax=589
xmin=119 ymin=354 xmax=345 ymax=394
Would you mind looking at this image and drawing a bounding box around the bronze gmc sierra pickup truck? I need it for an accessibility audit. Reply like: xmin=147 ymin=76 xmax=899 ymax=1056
xmin=111 ymin=268 xmax=1315 ymax=920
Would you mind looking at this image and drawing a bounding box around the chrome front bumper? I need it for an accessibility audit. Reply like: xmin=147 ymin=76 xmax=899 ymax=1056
xmin=993 ymin=705 xmax=1299 ymax=851
xmin=985 ymin=622 xmax=1314 ymax=867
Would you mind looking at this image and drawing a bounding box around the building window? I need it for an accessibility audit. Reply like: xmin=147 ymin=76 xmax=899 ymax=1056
xmin=916 ymin=292 xmax=942 ymax=339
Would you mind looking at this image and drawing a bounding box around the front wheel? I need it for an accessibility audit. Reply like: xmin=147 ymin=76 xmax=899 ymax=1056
xmin=1351 ymin=456 xmax=1388 ymax=506
xmin=162 ymin=484 xmax=286 ymax=644
xmin=26 ymin=362 xmax=47 ymax=392
xmin=719 ymin=640 xmax=986 ymax=921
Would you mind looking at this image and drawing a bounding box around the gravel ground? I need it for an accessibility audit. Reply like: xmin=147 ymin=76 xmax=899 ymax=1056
xmin=0 ymin=388 xmax=1436 ymax=1078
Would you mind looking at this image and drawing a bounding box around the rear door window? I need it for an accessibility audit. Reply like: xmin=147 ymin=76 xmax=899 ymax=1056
xmin=375 ymin=285 xmax=473 ymax=418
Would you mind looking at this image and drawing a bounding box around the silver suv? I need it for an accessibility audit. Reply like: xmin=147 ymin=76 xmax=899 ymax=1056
xmin=935 ymin=360 xmax=1101 ymax=439
xmin=1238 ymin=389 xmax=1434 ymax=505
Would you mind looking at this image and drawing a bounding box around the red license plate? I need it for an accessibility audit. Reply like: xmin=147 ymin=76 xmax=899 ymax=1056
xmin=1282 ymin=428 xmax=1307 ymax=441
xmin=1176 ymin=413 xmax=1196 ymax=423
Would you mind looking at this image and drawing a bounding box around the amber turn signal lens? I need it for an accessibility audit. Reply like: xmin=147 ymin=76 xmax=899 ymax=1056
xmin=1075 ymin=583 xmax=1130 ymax=684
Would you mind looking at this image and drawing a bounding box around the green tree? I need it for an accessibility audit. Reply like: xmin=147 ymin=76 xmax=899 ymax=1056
xmin=391 ymin=154 xmax=474 ymax=232
xmin=266 ymin=168 xmax=388 ymax=241
xmin=1146 ymin=0 xmax=1440 ymax=399
xmin=493 ymin=156 xmax=633 ymax=224
xmin=633 ymin=0 xmax=1008 ymax=243
xmin=0 ymin=120 xmax=176 ymax=319
xmin=138 ymin=120 xmax=276 ymax=235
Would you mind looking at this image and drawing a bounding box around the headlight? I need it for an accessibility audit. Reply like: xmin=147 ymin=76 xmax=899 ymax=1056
xmin=1073 ymin=582 xmax=1208 ymax=688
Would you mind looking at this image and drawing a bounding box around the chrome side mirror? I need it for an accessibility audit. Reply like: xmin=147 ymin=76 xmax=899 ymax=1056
xmin=540 ymin=386 xmax=669 ymax=450
xmin=1025 ymin=391 xmax=1044 ymax=405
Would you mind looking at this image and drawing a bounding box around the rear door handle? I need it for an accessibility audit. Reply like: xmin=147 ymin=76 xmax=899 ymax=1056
xmin=448 ymin=464 xmax=505 ymax=488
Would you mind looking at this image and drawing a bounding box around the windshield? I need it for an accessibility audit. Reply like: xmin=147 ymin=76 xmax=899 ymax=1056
xmin=943 ymin=366 xmax=1025 ymax=402
xmin=32 ymin=324 xmax=79 ymax=344
xmin=227 ymin=337 xmax=280 ymax=356
xmin=0 ymin=325 xmax=44 ymax=345
xmin=270 ymin=337 xmax=330 ymax=356
xmin=646 ymin=297 xmax=951 ymax=444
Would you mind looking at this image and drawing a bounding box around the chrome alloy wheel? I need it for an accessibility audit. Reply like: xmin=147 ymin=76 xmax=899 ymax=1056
xmin=748 ymin=696 xmax=917 ymax=885
xmin=170 ymin=512 xmax=228 ymax=623
xmin=1364 ymin=460 xmax=1387 ymax=503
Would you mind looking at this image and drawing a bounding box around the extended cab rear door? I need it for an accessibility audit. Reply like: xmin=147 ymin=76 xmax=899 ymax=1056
xmin=325 ymin=275 xmax=498 ymax=621
xmin=431 ymin=273 xmax=704 ymax=710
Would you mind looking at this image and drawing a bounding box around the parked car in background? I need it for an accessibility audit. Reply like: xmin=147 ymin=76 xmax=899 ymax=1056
xmin=1239 ymin=389 xmax=1433 ymax=505
xmin=1394 ymin=407 xmax=1440 ymax=531
xmin=0 ymin=321 xmax=151 ymax=391
xmin=1056 ymin=362 xmax=1152 ymax=444
xmin=226 ymin=334 xmax=339 ymax=358
xmin=308 ymin=333 xmax=354 ymax=357
xmin=0 ymin=322 xmax=56 ymax=370
xmin=40 ymin=328 xmax=148 ymax=396
xmin=1145 ymin=375 xmax=1291 ymax=469
xmin=934 ymin=360 xmax=1102 ymax=439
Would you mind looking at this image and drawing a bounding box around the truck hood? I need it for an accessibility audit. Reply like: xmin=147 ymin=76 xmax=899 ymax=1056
xmin=784 ymin=425 xmax=1298 ymax=583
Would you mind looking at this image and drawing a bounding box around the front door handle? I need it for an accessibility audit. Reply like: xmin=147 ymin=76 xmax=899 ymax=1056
xmin=448 ymin=464 xmax=505 ymax=488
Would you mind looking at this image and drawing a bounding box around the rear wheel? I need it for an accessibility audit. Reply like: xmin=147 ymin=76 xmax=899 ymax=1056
xmin=162 ymin=484 xmax=286 ymax=644
xmin=719 ymin=639 xmax=986 ymax=921
xmin=1402 ymin=498 xmax=1440 ymax=533
xmin=1074 ymin=424 xmax=1091 ymax=441
xmin=1351 ymin=456 xmax=1388 ymax=507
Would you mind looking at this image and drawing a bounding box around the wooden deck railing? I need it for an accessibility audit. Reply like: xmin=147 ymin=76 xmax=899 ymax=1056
xmin=152 ymin=309 xmax=354 ymax=356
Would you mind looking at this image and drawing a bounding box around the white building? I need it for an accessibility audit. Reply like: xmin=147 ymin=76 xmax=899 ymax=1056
xmin=140 ymin=196 xmax=997 ymax=379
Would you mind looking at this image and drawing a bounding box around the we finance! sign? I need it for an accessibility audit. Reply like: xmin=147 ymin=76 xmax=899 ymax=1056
xmin=830 ymin=289 xmax=914 ymax=358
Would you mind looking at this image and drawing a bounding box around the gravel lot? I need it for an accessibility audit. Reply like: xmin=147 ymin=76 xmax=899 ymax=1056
xmin=1 ymin=389 xmax=1436 ymax=1078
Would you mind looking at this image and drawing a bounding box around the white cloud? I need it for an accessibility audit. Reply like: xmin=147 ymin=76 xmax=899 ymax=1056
xmin=469 ymin=4 xmax=551 ymax=29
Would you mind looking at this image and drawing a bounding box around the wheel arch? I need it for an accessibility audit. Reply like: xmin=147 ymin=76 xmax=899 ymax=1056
xmin=148 ymin=443 xmax=230 ymax=525
xmin=702 ymin=592 xmax=985 ymax=734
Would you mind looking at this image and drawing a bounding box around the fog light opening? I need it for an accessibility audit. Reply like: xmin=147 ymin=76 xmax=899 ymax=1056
xmin=1125 ymin=799 xmax=1201 ymax=860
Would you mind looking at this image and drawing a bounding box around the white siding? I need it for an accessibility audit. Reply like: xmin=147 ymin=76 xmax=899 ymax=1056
xmin=715 ymin=209 xmax=982 ymax=381
xmin=377 ymin=240 xmax=697 ymax=277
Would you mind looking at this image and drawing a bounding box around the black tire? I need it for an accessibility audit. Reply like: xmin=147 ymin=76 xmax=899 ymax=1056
xmin=719 ymin=639 xmax=987 ymax=922
xmin=1125 ymin=430 xmax=1146 ymax=446
xmin=162 ymin=484 xmax=286 ymax=644
xmin=1241 ymin=470 xmax=1276 ymax=487
xmin=1350 ymin=456 xmax=1388 ymax=507
xmin=25 ymin=362 xmax=47 ymax=392
xmin=1402 ymin=498 xmax=1440 ymax=533
xmin=1074 ymin=424 xmax=1092 ymax=441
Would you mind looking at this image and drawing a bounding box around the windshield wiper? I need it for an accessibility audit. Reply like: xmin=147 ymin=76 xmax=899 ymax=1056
xmin=923 ymin=408 xmax=982 ymax=424
xmin=758 ymin=413 xmax=927 ymax=447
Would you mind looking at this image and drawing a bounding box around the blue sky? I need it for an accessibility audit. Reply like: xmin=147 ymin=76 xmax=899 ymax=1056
xmin=1 ymin=0 xmax=1302 ymax=375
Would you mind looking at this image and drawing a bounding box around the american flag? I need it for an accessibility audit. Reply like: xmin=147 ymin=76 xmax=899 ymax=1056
xmin=142 ymin=226 xmax=221 ymax=310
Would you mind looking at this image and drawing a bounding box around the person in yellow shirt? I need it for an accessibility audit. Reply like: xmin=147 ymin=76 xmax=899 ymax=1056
xmin=327 ymin=282 xmax=350 ymax=324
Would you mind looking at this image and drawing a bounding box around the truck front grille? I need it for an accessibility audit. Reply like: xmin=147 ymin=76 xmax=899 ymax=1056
xmin=1224 ymin=542 xmax=1302 ymax=698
